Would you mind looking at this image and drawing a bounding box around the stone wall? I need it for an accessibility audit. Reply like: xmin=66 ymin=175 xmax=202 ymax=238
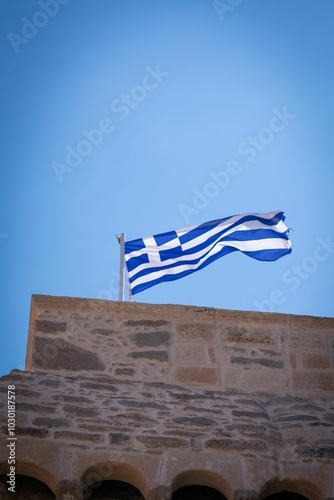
xmin=0 ymin=295 xmax=333 ymax=499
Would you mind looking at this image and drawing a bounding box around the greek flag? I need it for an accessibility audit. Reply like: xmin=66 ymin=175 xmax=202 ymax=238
xmin=124 ymin=211 xmax=291 ymax=295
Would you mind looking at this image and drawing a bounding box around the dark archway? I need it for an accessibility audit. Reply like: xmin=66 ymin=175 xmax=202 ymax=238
xmin=172 ymin=484 xmax=227 ymax=500
xmin=85 ymin=479 xmax=144 ymax=499
xmin=0 ymin=473 xmax=55 ymax=498
xmin=264 ymin=493 xmax=310 ymax=500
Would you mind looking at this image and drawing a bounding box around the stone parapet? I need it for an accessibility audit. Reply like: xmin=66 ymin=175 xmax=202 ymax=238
xmin=25 ymin=295 xmax=334 ymax=399
xmin=0 ymin=295 xmax=333 ymax=498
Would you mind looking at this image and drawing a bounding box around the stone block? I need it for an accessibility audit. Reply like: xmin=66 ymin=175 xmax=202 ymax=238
xmin=115 ymin=367 xmax=136 ymax=376
xmin=172 ymin=416 xmax=217 ymax=427
xmin=289 ymin=352 xmax=297 ymax=369
xmin=290 ymin=315 xmax=334 ymax=331
xmin=240 ymin=369 xmax=288 ymax=393
xmin=35 ymin=319 xmax=67 ymax=333
xmin=207 ymin=346 xmax=217 ymax=364
xmin=288 ymin=331 xmax=326 ymax=350
xmin=124 ymin=319 xmax=169 ymax=328
xmin=147 ymin=485 xmax=172 ymax=500
xmin=174 ymin=343 xmax=206 ymax=364
xmin=220 ymin=325 xmax=276 ymax=346
xmin=17 ymin=402 xmax=56 ymax=414
xmin=230 ymin=356 xmax=284 ymax=369
xmin=133 ymin=331 xmax=172 ymax=347
xmin=63 ymin=405 xmax=99 ymax=418
xmin=109 ymin=432 xmax=131 ymax=444
xmin=33 ymin=417 xmax=70 ymax=428
xmin=6 ymin=426 xmax=49 ymax=438
xmin=175 ymin=322 xmax=215 ymax=342
xmin=33 ymin=337 xmax=105 ymax=372
xmin=136 ymin=435 xmax=188 ymax=449
xmin=292 ymin=371 xmax=334 ymax=392
xmin=221 ymin=365 xmax=241 ymax=387
xmin=80 ymin=381 xmax=118 ymax=392
xmin=302 ymin=353 xmax=332 ymax=369
xmin=174 ymin=367 xmax=218 ymax=386
xmin=56 ymin=479 xmax=83 ymax=500
xmin=128 ymin=351 xmax=168 ymax=361
xmin=90 ymin=328 xmax=115 ymax=336
xmin=295 ymin=445 xmax=334 ymax=459
xmin=232 ymin=410 xmax=269 ymax=420
xmin=54 ymin=431 xmax=103 ymax=443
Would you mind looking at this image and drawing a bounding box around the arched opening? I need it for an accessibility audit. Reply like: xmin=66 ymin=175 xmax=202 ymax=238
xmin=173 ymin=484 xmax=227 ymax=499
xmin=260 ymin=478 xmax=323 ymax=500
xmin=264 ymin=494 xmax=310 ymax=500
xmin=81 ymin=461 xmax=148 ymax=499
xmin=0 ymin=460 xmax=58 ymax=493
xmin=171 ymin=470 xmax=231 ymax=500
xmin=84 ymin=479 xmax=144 ymax=499
xmin=0 ymin=473 xmax=55 ymax=498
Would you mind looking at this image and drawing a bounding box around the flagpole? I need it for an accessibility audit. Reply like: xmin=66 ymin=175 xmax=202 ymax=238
xmin=118 ymin=233 xmax=125 ymax=302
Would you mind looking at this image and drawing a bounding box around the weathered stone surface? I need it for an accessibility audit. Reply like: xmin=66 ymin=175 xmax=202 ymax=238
xmin=175 ymin=367 xmax=218 ymax=385
xmin=172 ymin=416 xmax=217 ymax=426
xmin=54 ymin=431 xmax=103 ymax=442
xmin=38 ymin=378 xmax=61 ymax=387
xmin=128 ymin=350 xmax=168 ymax=361
xmin=35 ymin=319 xmax=67 ymax=333
xmin=289 ymin=352 xmax=297 ymax=368
xmin=175 ymin=322 xmax=215 ymax=341
xmin=56 ymin=479 xmax=83 ymax=500
xmin=230 ymin=356 xmax=284 ymax=369
xmin=34 ymin=337 xmax=105 ymax=371
xmin=293 ymin=372 xmax=334 ymax=391
xmin=233 ymin=489 xmax=258 ymax=500
xmin=274 ymin=414 xmax=319 ymax=423
xmin=232 ymin=410 xmax=269 ymax=420
xmin=115 ymin=367 xmax=136 ymax=376
xmin=147 ymin=485 xmax=172 ymax=500
xmin=226 ymin=423 xmax=267 ymax=434
xmin=110 ymin=412 xmax=157 ymax=426
xmin=120 ymin=400 xmax=168 ymax=410
xmin=124 ymin=319 xmax=169 ymax=327
xmin=221 ymin=326 xmax=276 ymax=345
xmin=52 ymin=395 xmax=92 ymax=403
xmin=205 ymin=439 xmax=267 ymax=452
xmin=16 ymin=402 xmax=56 ymax=414
xmin=4 ymin=426 xmax=49 ymax=438
xmin=33 ymin=417 xmax=70 ymax=428
xmin=289 ymin=330 xmax=326 ymax=350
xmin=175 ymin=343 xmax=206 ymax=364
xmin=302 ymin=353 xmax=332 ymax=369
xmin=136 ymin=435 xmax=188 ymax=449
xmin=295 ymin=445 xmax=334 ymax=459
xmin=15 ymin=388 xmax=41 ymax=398
xmin=63 ymin=405 xmax=99 ymax=417
xmin=80 ymin=381 xmax=118 ymax=392
xmin=91 ymin=328 xmax=115 ymax=335
xmin=133 ymin=331 xmax=172 ymax=347
xmin=78 ymin=423 xmax=110 ymax=432
xmin=2 ymin=295 xmax=333 ymax=500
xmin=109 ymin=432 xmax=130 ymax=444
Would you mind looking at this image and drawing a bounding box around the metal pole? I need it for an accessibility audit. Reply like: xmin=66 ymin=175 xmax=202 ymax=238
xmin=118 ymin=233 xmax=125 ymax=301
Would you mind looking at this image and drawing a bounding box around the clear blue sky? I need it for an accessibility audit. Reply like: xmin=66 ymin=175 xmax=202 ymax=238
xmin=1 ymin=0 xmax=334 ymax=376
